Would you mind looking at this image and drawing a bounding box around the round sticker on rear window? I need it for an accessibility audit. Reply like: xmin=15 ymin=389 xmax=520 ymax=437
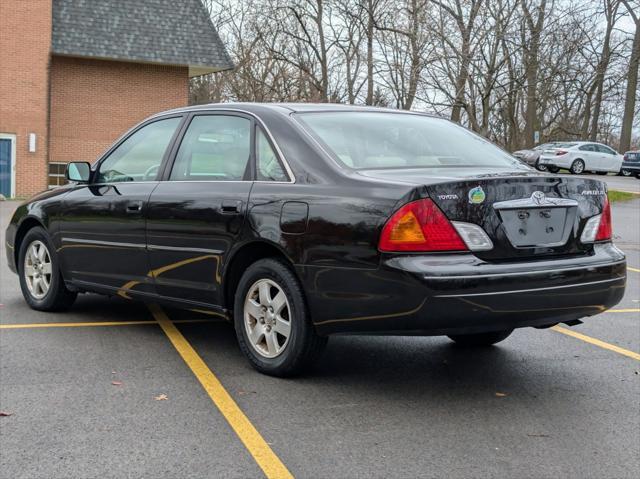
xmin=468 ymin=186 xmax=486 ymax=204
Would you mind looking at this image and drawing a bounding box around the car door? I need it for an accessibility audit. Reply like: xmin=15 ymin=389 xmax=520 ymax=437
xmin=577 ymin=144 xmax=598 ymax=170
xmin=145 ymin=113 xmax=254 ymax=307
xmin=596 ymin=144 xmax=618 ymax=171
xmin=59 ymin=116 xmax=183 ymax=295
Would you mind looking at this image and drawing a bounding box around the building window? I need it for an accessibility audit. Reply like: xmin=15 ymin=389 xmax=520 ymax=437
xmin=48 ymin=162 xmax=68 ymax=188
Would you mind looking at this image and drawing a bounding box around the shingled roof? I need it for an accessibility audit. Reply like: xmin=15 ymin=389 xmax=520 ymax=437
xmin=52 ymin=0 xmax=233 ymax=77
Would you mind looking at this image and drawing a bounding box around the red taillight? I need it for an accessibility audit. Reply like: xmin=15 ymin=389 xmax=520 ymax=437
xmin=595 ymin=196 xmax=612 ymax=241
xmin=379 ymin=199 xmax=468 ymax=252
xmin=555 ymin=150 xmax=568 ymax=156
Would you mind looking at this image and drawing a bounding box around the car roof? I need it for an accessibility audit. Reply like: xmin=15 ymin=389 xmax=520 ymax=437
xmin=154 ymin=102 xmax=439 ymax=118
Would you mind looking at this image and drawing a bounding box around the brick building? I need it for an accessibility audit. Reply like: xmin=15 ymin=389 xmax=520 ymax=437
xmin=0 ymin=0 xmax=232 ymax=198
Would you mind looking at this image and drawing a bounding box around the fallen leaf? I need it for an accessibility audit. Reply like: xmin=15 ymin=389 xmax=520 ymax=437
xmin=0 ymin=411 xmax=12 ymax=417
xmin=111 ymin=381 xmax=123 ymax=386
xmin=495 ymin=392 xmax=507 ymax=397
xmin=154 ymin=394 xmax=168 ymax=401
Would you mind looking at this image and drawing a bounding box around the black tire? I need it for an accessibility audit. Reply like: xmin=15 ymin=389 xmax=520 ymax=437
xmin=448 ymin=329 xmax=513 ymax=346
xmin=620 ymin=169 xmax=632 ymax=177
xmin=547 ymin=166 xmax=560 ymax=173
xmin=18 ymin=226 xmax=77 ymax=311
xmin=233 ymin=258 xmax=327 ymax=377
xmin=534 ymin=160 xmax=548 ymax=172
xmin=570 ymin=159 xmax=585 ymax=175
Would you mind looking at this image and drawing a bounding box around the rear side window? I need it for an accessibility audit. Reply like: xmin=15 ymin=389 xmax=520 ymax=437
xmin=170 ymin=115 xmax=251 ymax=181
xmin=596 ymin=145 xmax=615 ymax=155
xmin=256 ymin=128 xmax=288 ymax=181
xmin=297 ymin=112 xmax=525 ymax=170
xmin=579 ymin=144 xmax=595 ymax=152
xmin=97 ymin=117 xmax=181 ymax=183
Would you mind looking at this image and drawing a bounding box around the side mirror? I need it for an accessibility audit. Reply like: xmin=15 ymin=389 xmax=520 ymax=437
xmin=65 ymin=162 xmax=91 ymax=183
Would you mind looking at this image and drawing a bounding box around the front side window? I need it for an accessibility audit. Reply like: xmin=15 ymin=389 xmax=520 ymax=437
xmin=97 ymin=117 xmax=181 ymax=183
xmin=170 ymin=115 xmax=251 ymax=181
xmin=256 ymin=129 xmax=288 ymax=181
xmin=297 ymin=112 xmax=526 ymax=170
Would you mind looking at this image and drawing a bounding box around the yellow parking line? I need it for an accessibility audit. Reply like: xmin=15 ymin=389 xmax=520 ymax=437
xmin=608 ymin=308 xmax=640 ymax=313
xmin=627 ymin=267 xmax=640 ymax=273
xmin=0 ymin=319 xmax=213 ymax=330
xmin=551 ymin=326 xmax=640 ymax=361
xmin=149 ymin=304 xmax=293 ymax=479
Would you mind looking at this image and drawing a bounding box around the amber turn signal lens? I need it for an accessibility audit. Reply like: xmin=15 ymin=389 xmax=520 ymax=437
xmin=388 ymin=211 xmax=426 ymax=243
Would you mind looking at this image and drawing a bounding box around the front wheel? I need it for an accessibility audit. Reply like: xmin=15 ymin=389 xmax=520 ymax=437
xmin=620 ymin=169 xmax=632 ymax=177
xmin=570 ymin=159 xmax=585 ymax=174
xmin=234 ymin=258 xmax=327 ymax=377
xmin=18 ymin=227 xmax=77 ymax=311
xmin=448 ymin=329 xmax=513 ymax=346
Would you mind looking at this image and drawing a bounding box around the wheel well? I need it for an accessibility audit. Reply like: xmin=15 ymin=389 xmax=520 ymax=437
xmin=13 ymin=218 xmax=44 ymax=266
xmin=223 ymin=242 xmax=292 ymax=312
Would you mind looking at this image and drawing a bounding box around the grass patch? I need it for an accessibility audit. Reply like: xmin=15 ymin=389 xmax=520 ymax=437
xmin=608 ymin=190 xmax=639 ymax=202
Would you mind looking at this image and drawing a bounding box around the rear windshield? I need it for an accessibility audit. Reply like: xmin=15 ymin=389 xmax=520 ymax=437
xmin=626 ymin=152 xmax=639 ymax=160
xmin=296 ymin=112 xmax=526 ymax=170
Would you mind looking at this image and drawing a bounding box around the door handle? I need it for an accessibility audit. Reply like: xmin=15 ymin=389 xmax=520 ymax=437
xmin=126 ymin=201 xmax=143 ymax=213
xmin=221 ymin=200 xmax=243 ymax=214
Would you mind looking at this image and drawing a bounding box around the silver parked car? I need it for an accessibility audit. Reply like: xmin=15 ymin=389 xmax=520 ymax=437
xmin=512 ymin=142 xmax=561 ymax=172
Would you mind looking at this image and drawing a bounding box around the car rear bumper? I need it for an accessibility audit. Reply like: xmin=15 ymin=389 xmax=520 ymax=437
xmin=304 ymin=243 xmax=626 ymax=335
xmin=538 ymin=156 xmax=572 ymax=169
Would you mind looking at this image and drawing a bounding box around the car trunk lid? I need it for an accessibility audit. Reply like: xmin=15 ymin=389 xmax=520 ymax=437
xmin=359 ymin=169 xmax=608 ymax=260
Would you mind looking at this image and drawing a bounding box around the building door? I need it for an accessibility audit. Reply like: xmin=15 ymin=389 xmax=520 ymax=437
xmin=0 ymin=134 xmax=15 ymax=198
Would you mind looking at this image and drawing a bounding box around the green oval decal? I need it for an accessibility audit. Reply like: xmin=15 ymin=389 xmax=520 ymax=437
xmin=468 ymin=186 xmax=486 ymax=204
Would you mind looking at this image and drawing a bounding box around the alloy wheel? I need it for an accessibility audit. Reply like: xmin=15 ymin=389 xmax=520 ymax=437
xmin=571 ymin=160 xmax=584 ymax=174
xmin=24 ymin=240 xmax=52 ymax=299
xmin=244 ymin=279 xmax=292 ymax=358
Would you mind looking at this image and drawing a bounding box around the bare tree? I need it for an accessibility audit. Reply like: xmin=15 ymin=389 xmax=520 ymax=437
xmin=619 ymin=0 xmax=639 ymax=152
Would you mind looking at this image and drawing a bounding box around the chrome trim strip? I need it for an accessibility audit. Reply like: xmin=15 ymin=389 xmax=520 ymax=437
xmin=61 ymin=238 xmax=145 ymax=249
xmin=422 ymin=260 xmax=626 ymax=280
xmin=433 ymin=276 xmax=625 ymax=298
xmin=146 ymin=244 xmax=223 ymax=254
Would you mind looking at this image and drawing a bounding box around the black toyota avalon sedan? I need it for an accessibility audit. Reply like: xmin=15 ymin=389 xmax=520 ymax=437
xmin=5 ymin=103 xmax=626 ymax=376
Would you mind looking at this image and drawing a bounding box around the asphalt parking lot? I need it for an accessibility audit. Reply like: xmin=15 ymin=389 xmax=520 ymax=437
xmin=1 ymin=179 xmax=639 ymax=478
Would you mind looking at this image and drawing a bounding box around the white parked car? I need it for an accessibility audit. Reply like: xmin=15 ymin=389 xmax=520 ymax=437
xmin=538 ymin=141 xmax=624 ymax=175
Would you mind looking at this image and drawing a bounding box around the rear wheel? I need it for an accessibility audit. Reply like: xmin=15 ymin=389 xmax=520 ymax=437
xmin=620 ymin=169 xmax=632 ymax=177
xmin=18 ymin=227 xmax=77 ymax=311
xmin=448 ymin=329 xmax=513 ymax=346
xmin=534 ymin=160 xmax=548 ymax=172
xmin=234 ymin=258 xmax=327 ymax=377
xmin=570 ymin=159 xmax=585 ymax=174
